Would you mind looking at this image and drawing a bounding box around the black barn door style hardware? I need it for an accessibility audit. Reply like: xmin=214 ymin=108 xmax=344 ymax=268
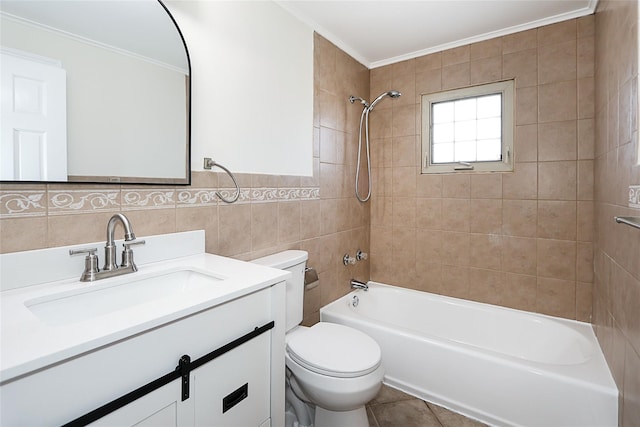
xmin=62 ymin=321 xmax=275 ymax=427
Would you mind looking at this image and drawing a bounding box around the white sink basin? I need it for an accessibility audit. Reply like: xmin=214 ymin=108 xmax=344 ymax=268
xmin=25 ymin=268 xmax=223 ymax=325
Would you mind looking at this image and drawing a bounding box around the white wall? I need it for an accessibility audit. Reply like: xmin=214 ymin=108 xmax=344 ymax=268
xmin=165 ymin=1 xmax=314 ymax=177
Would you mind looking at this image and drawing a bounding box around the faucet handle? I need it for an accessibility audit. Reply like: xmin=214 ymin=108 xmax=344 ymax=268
xmin=356 ymin=250 xmax=368 ymax=261
xmin=121 ymin=239 xmax=145 ymax=269
xmin=69 ymin=247 xmax=99 ymax=282
xmin=123 ymin=239 xmax=145 ymax=250
xmin=343 ymin=254 xmax=356 ymax=266
xmin=69 ymin=247 xmax=98 ymax=257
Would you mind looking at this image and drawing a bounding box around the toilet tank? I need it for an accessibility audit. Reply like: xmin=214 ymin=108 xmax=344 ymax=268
xmin=252 ymin=250 xmax=308 ymax=332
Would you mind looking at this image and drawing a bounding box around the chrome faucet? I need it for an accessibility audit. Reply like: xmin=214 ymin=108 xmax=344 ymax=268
xmin=350 ymin=279 xmax=368 ymax=291
xmin=104 ymin=213 xmax=136 ymax=271
xmin=69 ymin=213 xmax=145 ymax=282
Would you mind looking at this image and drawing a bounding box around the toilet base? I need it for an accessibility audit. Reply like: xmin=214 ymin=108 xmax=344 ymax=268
xmin=314 ymin=405 xmax=369 ymax=427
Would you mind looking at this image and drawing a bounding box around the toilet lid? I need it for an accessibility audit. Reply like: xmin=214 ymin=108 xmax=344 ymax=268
xmin=286 ymin=323 xmax=381 ymax=378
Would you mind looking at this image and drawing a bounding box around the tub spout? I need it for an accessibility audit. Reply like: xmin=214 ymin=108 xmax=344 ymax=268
xmin=350 ymin=279 xmax=368 ymax=291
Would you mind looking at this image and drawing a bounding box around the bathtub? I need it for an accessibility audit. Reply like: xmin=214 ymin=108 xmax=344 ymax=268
xmin=320 ymin=282 xmax=617 ymax=427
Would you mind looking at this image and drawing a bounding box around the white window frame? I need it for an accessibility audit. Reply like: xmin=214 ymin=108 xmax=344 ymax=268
xmin=421 ymin=80 xmax=515 ymax=174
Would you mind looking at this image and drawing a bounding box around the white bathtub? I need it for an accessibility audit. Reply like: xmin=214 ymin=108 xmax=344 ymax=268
xmin=320 ymin=282 xmax=617 ymax=427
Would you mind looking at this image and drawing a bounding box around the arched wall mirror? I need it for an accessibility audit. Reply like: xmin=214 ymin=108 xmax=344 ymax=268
xmin=0 ymin=0 xmax=190 ymax=184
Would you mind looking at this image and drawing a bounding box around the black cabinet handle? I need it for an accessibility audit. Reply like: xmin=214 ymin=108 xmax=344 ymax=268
xmin=223 ymin=383 xmax=248 ymax=413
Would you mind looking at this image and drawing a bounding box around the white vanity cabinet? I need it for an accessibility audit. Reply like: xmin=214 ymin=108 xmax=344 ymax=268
xmin=0 ymin=234 xmax=290 ymax=427
xmin=91 ymin=380 xmax=185 ymax=426
xmin=191 ymin=331 xmax=272 ymax=426
xmin=93 ymin=331 xmax=272 ymax=427
xmin=1 ymin=286 xmax=282 ymax=427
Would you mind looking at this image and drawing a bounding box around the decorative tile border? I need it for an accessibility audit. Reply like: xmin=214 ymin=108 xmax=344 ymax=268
xmin=0 ymin=190 xmax=47 ymax=218
xmin=48 ymin=190 xmax=120 ymax=215
xmin=250 ymin=187 xmax=320 ymax=203
xmin=629 ymin=185 xmax=640 ymax=208
xmin=0 ymin=186 xmax=321 ymax=217
xmin=176 ymin=187 xmax=320 ymax=207
xmin=176 ymin=189 xmax=219 ymax=207
xmin=122 ymin=190 xmax=175 ymax=210
xmin=225 ymin=188 xmax=252 ymax=204
xmin=174 ymin=188 xmax=250 ymax=207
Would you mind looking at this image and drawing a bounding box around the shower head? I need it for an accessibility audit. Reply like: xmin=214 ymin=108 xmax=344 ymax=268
xmin=368 ymin=90 xmax=401 ymax=111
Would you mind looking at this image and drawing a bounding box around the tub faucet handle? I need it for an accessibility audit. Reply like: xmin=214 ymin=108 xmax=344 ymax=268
xmin=343 ymin=254 xmax=356 ymax=266
xmin=356 ymin=250 xmax=368 ymax=261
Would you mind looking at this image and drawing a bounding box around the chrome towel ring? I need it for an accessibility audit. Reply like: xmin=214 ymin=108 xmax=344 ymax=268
xmin=203 ymin=157 xmax=240 ymax=204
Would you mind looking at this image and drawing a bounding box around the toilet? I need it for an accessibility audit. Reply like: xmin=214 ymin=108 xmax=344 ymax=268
xmin=252 ymin=250 xmax=384 ymax=427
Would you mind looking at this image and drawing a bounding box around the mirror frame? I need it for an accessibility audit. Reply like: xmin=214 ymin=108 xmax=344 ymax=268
xmin=1 ymin=0 xmax=192 ymax=186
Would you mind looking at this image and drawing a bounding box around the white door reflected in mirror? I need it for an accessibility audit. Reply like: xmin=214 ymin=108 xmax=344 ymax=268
xmin=1 ymin=49 xmax=67 ymax=181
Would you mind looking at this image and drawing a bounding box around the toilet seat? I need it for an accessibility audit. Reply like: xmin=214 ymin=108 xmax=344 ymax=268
xmin=286 ymin=323 xmax=381 ymax=378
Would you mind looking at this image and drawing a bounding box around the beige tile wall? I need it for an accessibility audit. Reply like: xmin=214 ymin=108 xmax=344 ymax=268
xmin=593 ymin=1 xmax=640 ymax=425
xmin=2 ymin=10 xmax=639 ymax=422
xmin=368 ymin=17 xmax=596 ymax=321
xmin=0 ymin=33 xmax=370 ymax=326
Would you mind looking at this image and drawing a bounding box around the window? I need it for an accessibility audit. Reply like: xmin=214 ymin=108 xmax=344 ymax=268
xmin=421 ymin=80 xmax=514 ymax=173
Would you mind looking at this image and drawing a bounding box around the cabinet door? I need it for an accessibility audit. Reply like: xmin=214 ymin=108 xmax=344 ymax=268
xmin=89 ymin=380 xmax=193 ymax=427
xmin=192 ymin=332 xmax=271 ymax=426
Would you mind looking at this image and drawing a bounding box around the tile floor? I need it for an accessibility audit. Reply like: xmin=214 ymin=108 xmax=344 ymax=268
xmin=366 ymin=385 xmax=488 ymax=427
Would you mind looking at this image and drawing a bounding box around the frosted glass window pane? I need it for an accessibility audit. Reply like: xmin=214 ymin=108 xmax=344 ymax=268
xmin=423 ymin=79 xmax=513 ymax=173
xmin=477 ymin=94 xmax=501 ymax=118
xmin=454 ymin=140 xmax=476 ymax=162
xmin=454 ymin=120 xmax=476 ymax=141
xmin=433 ymin=122 xmax=454 ymax=143
xmin=477 ymin=118 xmax=501 ymax=139
xmin=433 ymin=102 xmax=454 ymax=123
xmin=477 ymin=139 xmax=502 ymax=161
xmin=454 ymin=98 xmax=476 ymax=121
xmin=433 ymin=143 xmax=454 ymax=163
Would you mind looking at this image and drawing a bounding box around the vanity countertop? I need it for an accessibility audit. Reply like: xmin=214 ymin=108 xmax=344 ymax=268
xmin=0 ymin=231 xmax=289 ymax=383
